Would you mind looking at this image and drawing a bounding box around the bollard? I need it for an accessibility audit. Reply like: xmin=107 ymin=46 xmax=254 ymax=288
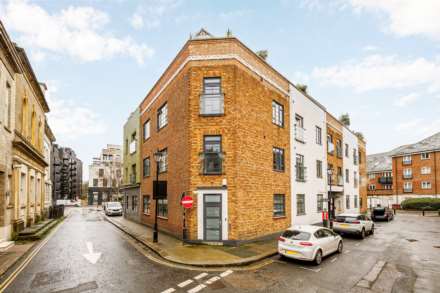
xmin=422 ymin=209 xmax=425 ymax=216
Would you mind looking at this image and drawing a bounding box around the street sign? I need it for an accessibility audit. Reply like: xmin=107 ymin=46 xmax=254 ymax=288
xmin=181 ymin=195 xmax=193 ymax=209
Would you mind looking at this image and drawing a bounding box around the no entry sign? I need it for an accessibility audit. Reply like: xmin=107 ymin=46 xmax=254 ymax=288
xmin=181 ymin=195 xmax=193 ymax=209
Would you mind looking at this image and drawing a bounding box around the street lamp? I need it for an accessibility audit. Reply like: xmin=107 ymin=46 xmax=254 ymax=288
xmin=327 ymin=167 xmax=333 ymax=229
xmin=153 ymin=150 xmax=164 ymax=243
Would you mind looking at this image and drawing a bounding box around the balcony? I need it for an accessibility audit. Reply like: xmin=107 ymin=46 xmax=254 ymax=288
xmin=403 ymin=174 xmax=413 ymax=179
xmin=327 ymin=143 xmax=335 ymax=155
xmin=403 ymin=187 xmax=413 ymax=193
xmin=295 ymin=164 xmax=307 ymax=182
xmin=295 ymin=126 xmax=306 ymax=143
xmin=378 ymin=177 xmax=393 ymax=184
xmin=200 ymin=152 xmax=224 ymax=175
xmin=200 ymin=94 xmax=224 ymax=116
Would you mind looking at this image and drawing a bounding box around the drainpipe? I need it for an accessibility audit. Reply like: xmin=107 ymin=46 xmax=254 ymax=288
xmin=434 ymin=152 xmax=438 ymax=198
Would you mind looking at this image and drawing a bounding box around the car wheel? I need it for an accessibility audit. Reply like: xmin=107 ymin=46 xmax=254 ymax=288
xmin=337 ymin=241 xmax=343 ymax=253
xmin=360 ymin=228 xmax=366 ymax=239
xmin=314 ymin=250 xmax=323 ymax=265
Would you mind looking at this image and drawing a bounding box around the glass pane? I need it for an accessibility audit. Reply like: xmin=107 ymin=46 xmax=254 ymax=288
xmin=206 ymin=207 xmax=220 ymax=217
xmin=206 ymin=218 xmax=220 ymax=229
xmin=206 ymin=229 xmax=220 ymax=240
xmin=205 ymin=194 xmax=221 ymax=203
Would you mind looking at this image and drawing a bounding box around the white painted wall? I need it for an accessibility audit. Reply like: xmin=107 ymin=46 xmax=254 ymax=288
xmin=342 ymin=128 xmax=360 ymax=214
xmin=290 ymin=84 xmax=327 ymax=225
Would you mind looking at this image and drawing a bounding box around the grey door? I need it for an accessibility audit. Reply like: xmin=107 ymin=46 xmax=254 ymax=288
xmin=203 ymin=194 xmax=222 ymax=241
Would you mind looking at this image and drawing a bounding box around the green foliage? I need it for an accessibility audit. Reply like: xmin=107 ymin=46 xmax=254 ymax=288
xmin=256 ymin=50 xmax=268 ymax=60
xmin=401 ymin=198 xmax=440 ymax=210
xmin=296 ymin=84 xmax=308 ymax=94
xmin=339 ymin=113 xmax=350 ymax=127
xmin=355 ymin=131 xmax=364 ymax=141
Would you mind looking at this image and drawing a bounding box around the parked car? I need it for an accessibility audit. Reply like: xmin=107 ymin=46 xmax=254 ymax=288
xmin=371 ymin=207 xmax=394 ymax=222
xmin=333 ymin=213 xmax=374 ymax=239
xmin=278 ymin=225 xmax=343 ymax=265
xmin=104 ymin=202 xmax=123 ymax=216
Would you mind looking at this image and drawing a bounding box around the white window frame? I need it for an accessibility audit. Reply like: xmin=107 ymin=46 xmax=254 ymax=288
xmin=421 ymin=181 xmax=431 ymax=189
xmin=143 ymin=120 xmax=150 ymax=140
xmin=421 ymin=153 xmax=430 ymax=160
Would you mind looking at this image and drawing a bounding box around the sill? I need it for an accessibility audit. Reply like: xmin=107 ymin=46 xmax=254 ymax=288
xmin=296 ymin=179 xmax=306 ymax=182
xmin=201 ymin=172 xmax=224 ymax=176
xmin=273 ymin=215 xmax=286 ymax=219
xmin=157 ymin=124 xmax=168 ymax=132
xmin=143 ymin=137 xmax=151 ymax=143
xmin=199 ymin=113 xmax=225 ymax=117
xmin=158 ymin=216 xmax=168 ymax=220
xmin=273 ymin=169 xmax=285 ymax=173
xmin=272 ymin=122 xmax=284 ymax=128
xmin=143 ymin=213 xmax=151 ymax=216
xmin=295 ymin=138 xmax=305 ymax=144
xmin=158 ymin=170 xmax=167 ymax=174
xmin=4 ymin=126 xmax=11 ymax=133
xmin=6 ymin=204 xmax=14 ymax=209
xmin=296 ymin=213 xmax=306 ymax=216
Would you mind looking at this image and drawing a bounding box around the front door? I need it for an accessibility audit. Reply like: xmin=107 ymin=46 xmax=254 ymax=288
xmin=203 ymin=194 xmax=222 ymax=241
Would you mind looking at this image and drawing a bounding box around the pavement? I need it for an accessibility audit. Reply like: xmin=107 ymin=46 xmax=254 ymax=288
xmin=104 ymin=212 xmax=277 ymax=267
xmin=0 ymin=207 xmax=439 ymax=293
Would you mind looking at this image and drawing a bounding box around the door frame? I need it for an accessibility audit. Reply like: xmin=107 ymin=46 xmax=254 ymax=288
xmin=203 ymin=194 xmax=222 ymax=241
xmin=197 ymin=188 xmax=228 ymax=241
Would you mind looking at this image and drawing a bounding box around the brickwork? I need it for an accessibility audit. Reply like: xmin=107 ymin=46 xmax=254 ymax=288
xmin=358 ymin=141 xmax=368 ymax=212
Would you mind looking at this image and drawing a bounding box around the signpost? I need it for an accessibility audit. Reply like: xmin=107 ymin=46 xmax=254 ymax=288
xmin=181 ymin=193 xmax=193 ymax=241
xmin=181 ymin=196 xmax=193 ymax=209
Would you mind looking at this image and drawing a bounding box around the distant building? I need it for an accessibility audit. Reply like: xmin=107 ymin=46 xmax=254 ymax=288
xmin=121 ymin=108 xmax=141 ymax=222
xmin=43 ymin=120 xmax=55 ymax=216
xmin=367 ymin=132 xmax=440 ymax=207
xmin=52 ymin=145 xmax=83 ymax=202
xmin=88 ymin=144 xmax=122 ymax=205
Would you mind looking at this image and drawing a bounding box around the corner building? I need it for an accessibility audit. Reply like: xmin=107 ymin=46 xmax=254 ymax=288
xmin=139 ymin=30 xmax=291 ymax=243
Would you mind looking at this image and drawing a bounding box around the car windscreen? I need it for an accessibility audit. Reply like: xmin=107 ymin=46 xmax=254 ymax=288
xmin=335 ymin=216 xmax=358 ymax=223
xmin=108 ymin=202 xmax=121 ymax=208
xmin=281 ymin=230 xmax=311 ymax=240
xmin=373 ymin=208 xmax=385 ymax=215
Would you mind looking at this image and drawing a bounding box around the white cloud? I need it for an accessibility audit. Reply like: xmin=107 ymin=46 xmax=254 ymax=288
xmin=0 ymin=0 xmax=154 ymax=64
xmin=219 ymin=9 xmax=252 ymax=20
xmin=395 ymin=118 xmax=440 ymax=137
xmin=347 ymin=0 xmax=440 ymax=41
xmin=129 ymin=0 xmax=181 ymax=30
xmin=312 ymin=54 xmax=440 ymax=93
xmin=362 ymin=45 xmax=378 ymax=52
xmin=45 ymin=82 xmax=106 ymax=140
xmin=394 ymin=93 xmax=419 ymax=107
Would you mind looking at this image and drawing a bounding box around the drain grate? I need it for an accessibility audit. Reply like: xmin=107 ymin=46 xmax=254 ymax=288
xmin=406 ymin=239 xmax=418 ymax=242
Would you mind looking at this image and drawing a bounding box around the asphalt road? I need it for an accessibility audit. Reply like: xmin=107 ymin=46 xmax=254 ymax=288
xmin=3 ymin=208 xmax=440 ymax=293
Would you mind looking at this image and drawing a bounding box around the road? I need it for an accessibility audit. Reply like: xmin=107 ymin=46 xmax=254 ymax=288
xmin=2 ymin=208 xmax=440 ymax=293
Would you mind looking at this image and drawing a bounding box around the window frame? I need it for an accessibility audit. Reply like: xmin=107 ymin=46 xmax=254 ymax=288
xmin=202 ymin=135 xmax=223 ymax=175
xmin=143 ymin=119 xmax=151 ymax=141
xmin=273 ymin=147 xmax=285 ymax=172
xmin=346 ymin=195 xmax=350 ymax=209
xmin=143 ymin=157 xmax=150 ymax=178
xmin=317 ymin=194 xmax=324 ymax=212
xmin=315 ymin=126 xmax=322 ymax=145
xmin=296 ymin=194 xmax=306 ymax=216
xmin=157 ymin=102 xmax=168 ymax=131
xmin=157 ymin=198 xmax=168 ymax=218
xmin=272 ymin=100 xmax=284 ymax=127
xmin=158 ymin=148 xmax=168 ymax=173
xmin=316 ymin=160 xmax=323 ymax=178
xmin=421 ymin=153 xmax=430 ymax=160
xmin=273 ymin=194 xmax=286 ymax=217
xmin=143 ymin=195 xmax=151 ymax=215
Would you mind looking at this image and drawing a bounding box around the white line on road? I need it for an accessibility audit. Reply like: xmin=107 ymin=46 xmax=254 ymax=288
xmin=219 ymin=270 xmax=233 ymax=277
xmin=187 ymin=284 xmax=206 ymax=293
xmin=194 ymin=272 xmax=208 ymax=280
xmin=178 ymin=280 xmax=193 ymax=288
xmin=330 ymin=257 xmax=338 ymax=263
xmin=161 ymin=288 xmax=176 ymax=293
xmin=299 ymin=266 xmax=321 ymax=273
xmin=205 ymin=276 xmax=221 ymax=285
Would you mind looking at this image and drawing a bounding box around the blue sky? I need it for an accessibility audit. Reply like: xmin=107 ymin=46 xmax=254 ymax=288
xmin=1 ymin=0 xmax=440 ymax=179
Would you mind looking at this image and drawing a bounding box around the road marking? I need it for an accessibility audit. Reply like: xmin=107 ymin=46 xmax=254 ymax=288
xmin=219 ymin=270 xmax=233 ymax=277
xmin=205 ymin=276 xmax=221 ymax=285
xmin=330 ymin=257 xmax=338 ymax=263
xmin=161 ymin=288 xmax=176 ymax=293
xmin=344 ymin=250 xmax=351 ymax=254
xmin=178 ymin=279 xmax=193 ymax=288
xmin=299 ymin=266 xmax=321 ymax=273
xmin=0 ymin=218 xmax=65 ymax=291
xmin=187 ymin=284 xmax=206 ymax=293
xmin=194 ymin=272 xmax=208 ymax=280
xmin=83 ymin=242 xmax=102 ymax=264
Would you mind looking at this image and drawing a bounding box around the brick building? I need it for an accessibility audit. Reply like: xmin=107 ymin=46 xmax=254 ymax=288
xmin=367 ymin=133 xmax=440 ymax=207
xmin=136 ymin=29 xmax=367 ymax=243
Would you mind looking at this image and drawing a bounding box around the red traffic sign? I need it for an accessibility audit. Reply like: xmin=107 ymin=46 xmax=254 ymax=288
xmin=181 ymin=196 xmax=193 ymax=209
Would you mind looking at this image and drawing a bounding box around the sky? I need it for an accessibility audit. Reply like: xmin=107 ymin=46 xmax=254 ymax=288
xmin=1 ymin=0 xmax=439 ymax=180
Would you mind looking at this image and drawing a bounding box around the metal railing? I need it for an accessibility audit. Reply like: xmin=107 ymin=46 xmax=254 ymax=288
xmin=295 ymin=164 xmax=307 ymax=182
xmin=295 ymin=126 xmax=306 ymax=143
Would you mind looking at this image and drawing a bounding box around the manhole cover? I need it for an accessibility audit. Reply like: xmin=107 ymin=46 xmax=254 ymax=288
xmin=406 ymin=239 xmax=418 ymax=242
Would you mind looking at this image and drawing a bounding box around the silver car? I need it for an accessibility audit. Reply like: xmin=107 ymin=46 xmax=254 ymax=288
xmin=332 ymin=213 xmax=374 ymax=239
xmin=278 ymin=225 xmax=343 ymax=265
xmin=104 ymin=202 xmax=123 ymax=216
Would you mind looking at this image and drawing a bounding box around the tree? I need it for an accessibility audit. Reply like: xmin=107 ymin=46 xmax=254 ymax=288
xmin=296 ymin=84 xmax=308 ymax=94
xmin=355 ymin=131 xmax=364 ymax=141
xmin=256 ymin=50 xmax=268 ymax=60
xmin=339 ymin=113 xmax=350 ymax=127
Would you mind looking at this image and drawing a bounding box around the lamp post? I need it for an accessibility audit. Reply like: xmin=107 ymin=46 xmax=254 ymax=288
xmin=327 ymin=167 xmax=333 ymax=229
xmin=153 ymin=150 xmax=164 ymax=243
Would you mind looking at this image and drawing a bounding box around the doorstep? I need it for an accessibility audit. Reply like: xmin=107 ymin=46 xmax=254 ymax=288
xmin=0 ymin=241 xmax=14 ymax=252
xmin=104 ymin=215 xmax=278 ymax=267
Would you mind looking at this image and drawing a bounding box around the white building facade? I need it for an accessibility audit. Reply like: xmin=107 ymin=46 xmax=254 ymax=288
xmin=342 ymin=128 xmax=361 ymax=214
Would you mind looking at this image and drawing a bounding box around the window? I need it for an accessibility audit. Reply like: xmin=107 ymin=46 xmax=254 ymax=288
xmin=354 ymin=195 xmax=358 ymax=208
xmin=157 ymin=103 xmax=168 ymax=130
xmin=353 ymin=148 xmax=358 ymax=165
xmin=202 ymin=136 xmax=222 ymax=174
xmin=125 ymin=139 xmax=129 ymax=154
xmin=403 ymin=155 xmax=412 ymax=164
xmin=316 ymin=160 xmax=323 ymax=178
xmin=368 ymin=173 xmax=375 ymax=180
xmin=403 ymin=168 xmax=412 ymax=178
xmin=5 ymin=83 xmax=11 ymax=128
xmin=354 ymin=171 xmax=358 ymax=188
xmin=345 ymin=169 xmax=349 ymax=183
xmin=273 ymin=147 xmax=285 ymax=171
xmin=403 ymin=182 xmax=412 ymax=192
xmin=201 ymin=77 xmax=223 ymax=115
xmin=132 ymin=195 xmax=137 ymax=211
xmin=421 ymin=181 xmax=431 ymax=189
xmin=358 ymin=150 xmax=362 ymax=164
xmin=421 ymin=153 xmax=430 ymax=160
xmin=336 ymin=140 xmax=342 ymax=158
xmin=295 ymin=114 xmax=304 ymax=128
xmin=421 ymin=167 xmax=431 ymax=174
xmin=158 ymin=198 xmax=168 ymax=218
xmin=327 ymin=134 xmax=334 ymax=154
xmin=158 ymin=149 xmax=168 ymax=173
xmin=346 ymin=195 xmax=350 ymax=209
xmin=143 ymin=120 xmax=151 ymax=140
xmin=203 ymin=77 xmax=221 ymax=94
xmin=273 ymin=194 xmax=285 ymax=217
xmin=143 ymin=195 xmax=151 ymax=215
xmin=125 ymin=195 xmax=129 ymax=210
xmin=345 ymin=143 xmax=349 ymax=157
xmin=317 ymin=194 xmax=324 ymax=212
xmin=98 ymin=169 xmax=104 ymax=177
xmin=368 ymin=184 xmax=375 ymax=191
xmin=315 ymin=126 xmax=322 ymax=145
xmin=296 ymin=154 xmax=306 ymax=181
xmin=296 ymin=194 xmax=305 ymax=215
xmin=93 ymin=179 xmax=98 ymax=187
xmin=295 ymin=115 xmax=305 ymax=143
xmin=272 ymin=101 xmax=284 ymax=127
xmin=143 ymin=157 xmax=150 ymax=177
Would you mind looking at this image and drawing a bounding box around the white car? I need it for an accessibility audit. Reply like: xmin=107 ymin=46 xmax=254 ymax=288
xmin=332 ymin=213 xmax=374 ymax=239
xmin=104 ymin=202 xmax=123 ymax=216
xmin=278 ymin=225 xmax=343 ymax=265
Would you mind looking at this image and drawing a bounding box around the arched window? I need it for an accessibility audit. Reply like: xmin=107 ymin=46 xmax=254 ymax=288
xmin=31 ymin=107 xmax=36 ymax=145
xmin=22 ymin=95 xmax=28 ymax=136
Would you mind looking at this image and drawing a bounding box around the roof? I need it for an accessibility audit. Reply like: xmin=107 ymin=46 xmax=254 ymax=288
xmin=367 ymin=144 xmax=410 ymax=172
xmin=288 ymin=225 xmax=323 ymax=233
xmin=392 ymin=132 xmax=440 ymax=156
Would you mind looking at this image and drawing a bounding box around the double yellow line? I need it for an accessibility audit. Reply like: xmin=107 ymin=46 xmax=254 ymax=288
xmin=0 ymin=220 xmax=65 ymax=292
